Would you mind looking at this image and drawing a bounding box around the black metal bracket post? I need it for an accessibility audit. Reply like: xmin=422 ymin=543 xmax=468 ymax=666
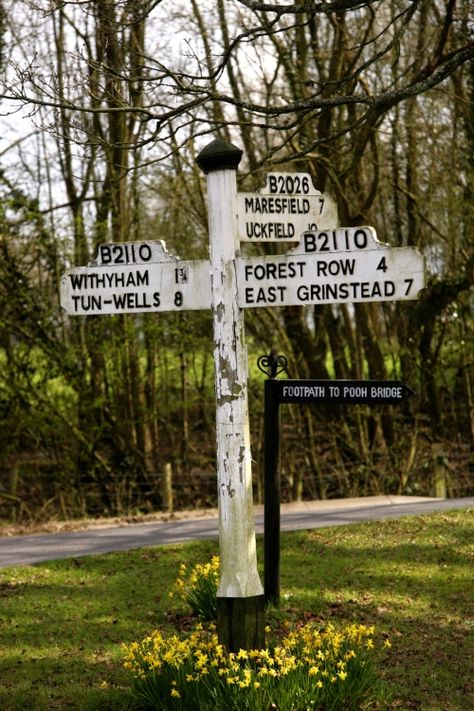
xmin=257 ymin=350 xmax=287 ymax=605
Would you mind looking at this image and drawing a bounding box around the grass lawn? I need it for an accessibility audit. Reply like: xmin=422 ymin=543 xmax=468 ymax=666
xmin=0 ymin=508 xmax=472 ymax=710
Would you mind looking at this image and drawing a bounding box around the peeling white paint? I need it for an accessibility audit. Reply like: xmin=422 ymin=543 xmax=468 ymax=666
xmin=206 ymin=168 xmax=264 ymax=599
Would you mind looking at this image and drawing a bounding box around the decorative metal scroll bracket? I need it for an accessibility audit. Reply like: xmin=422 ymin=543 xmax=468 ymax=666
xmin=257 ymin=350 xmax=288 ymax=380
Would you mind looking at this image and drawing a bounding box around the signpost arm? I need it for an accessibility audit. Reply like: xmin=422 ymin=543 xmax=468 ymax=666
xmin=196 ymin=139 xmax=264 ymax=652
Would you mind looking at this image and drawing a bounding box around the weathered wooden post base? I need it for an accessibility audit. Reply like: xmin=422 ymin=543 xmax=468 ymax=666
xmin=217 ymin=595 xmax=265 ymax=652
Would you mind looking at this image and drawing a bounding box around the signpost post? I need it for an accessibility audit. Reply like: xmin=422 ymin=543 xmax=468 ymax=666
xmin=195 ymin=140 xmax=265 ymax=652
xmin=256 ymin=351 xmax=288 ymax=607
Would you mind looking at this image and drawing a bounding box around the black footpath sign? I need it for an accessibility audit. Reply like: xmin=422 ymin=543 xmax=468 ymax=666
xmin=273 ymin=379 xmax=414 ymax=405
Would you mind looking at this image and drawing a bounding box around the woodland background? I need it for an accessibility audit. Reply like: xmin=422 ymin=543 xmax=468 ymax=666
xmin=0 ymin=0 xmax=472 ymax=523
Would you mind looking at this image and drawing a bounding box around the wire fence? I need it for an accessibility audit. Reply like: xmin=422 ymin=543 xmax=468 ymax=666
xmin=1 ymin=440 xmax=471 ymax=524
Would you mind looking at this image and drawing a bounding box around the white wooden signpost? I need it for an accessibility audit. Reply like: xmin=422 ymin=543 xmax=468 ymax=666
xmin=60 ymin=139 xmax=425 ymax=651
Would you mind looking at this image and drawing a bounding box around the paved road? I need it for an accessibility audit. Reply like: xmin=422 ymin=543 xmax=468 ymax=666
xmin=0 ymin=495 xmax=472 ymax=568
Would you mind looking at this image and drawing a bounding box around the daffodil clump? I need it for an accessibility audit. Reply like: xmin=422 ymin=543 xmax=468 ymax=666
xmin=169 ymin=556 xmax=219 ymax=620
xmin=123 ymin=621 xmax=388 ymax=710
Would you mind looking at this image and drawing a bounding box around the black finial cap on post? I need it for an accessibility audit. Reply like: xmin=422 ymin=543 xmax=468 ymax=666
xmin=196 ymin=138 xmax=243 ymax=174
xmin=257 ymin=349 xmax=288 ymax=380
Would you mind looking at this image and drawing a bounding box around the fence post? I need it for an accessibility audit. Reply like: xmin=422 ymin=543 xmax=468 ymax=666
xmin=162 ymin=462 xmax=173 ymax=513
xmin=432 ymin=443 xmax=449 ymax=498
